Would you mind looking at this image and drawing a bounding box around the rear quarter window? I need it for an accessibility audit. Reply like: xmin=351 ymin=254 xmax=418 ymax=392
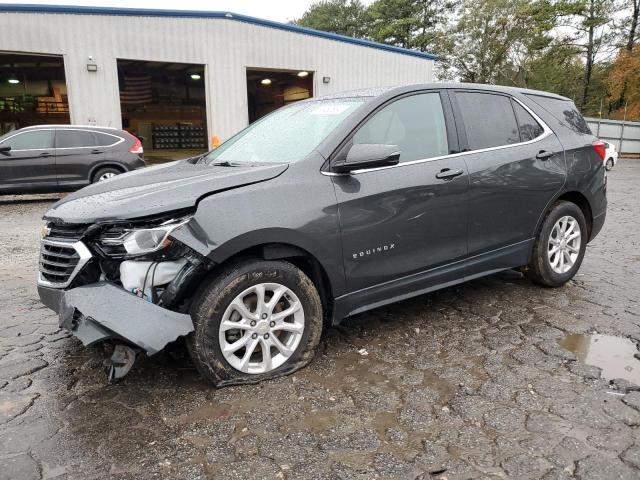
xmin=94 ymin=132 xmax=120 ymax=147
xmin=525 ymin=95 xmax=591 ymax=135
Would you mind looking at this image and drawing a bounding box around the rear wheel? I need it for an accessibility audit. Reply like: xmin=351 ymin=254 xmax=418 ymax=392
xmin=605 ymin=158 xmax=614 ymax=170
xmin=92 ymin=167 xmax=121 ymax=183
xmin=187 ymin=259 xmax=323 ymax=386
xmin=526 ymin=201 xmax=587 ymax=287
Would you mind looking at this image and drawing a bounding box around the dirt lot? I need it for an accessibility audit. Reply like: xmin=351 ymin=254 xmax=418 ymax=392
xmin=1 ymin=161 xmax=640 ymax=480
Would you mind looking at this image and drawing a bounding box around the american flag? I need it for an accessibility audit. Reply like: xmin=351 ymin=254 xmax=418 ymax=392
xmin=120 ymin=75 xmax=152 ymax=105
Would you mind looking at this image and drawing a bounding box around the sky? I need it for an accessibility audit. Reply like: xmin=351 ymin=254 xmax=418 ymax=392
xmin=0 ymin=0 xmax=364 ymax=23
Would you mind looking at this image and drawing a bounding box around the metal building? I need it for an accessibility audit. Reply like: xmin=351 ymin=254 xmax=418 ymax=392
xmin=0 ymin=4 xmax=435 ymax=155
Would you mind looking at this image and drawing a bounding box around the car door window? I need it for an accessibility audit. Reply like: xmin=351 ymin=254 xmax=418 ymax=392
xmin=56 ymin=130 xmax=96 ymax=148
xmin=1 ymin=130 xmax=54 ymax=150
xmin=512 ymin=101 xmax=544 ymax=141
xmin=352 ymin=92 xmax=449 ymax=163
xmin=456 ymin=92 xmax=520 ymax=150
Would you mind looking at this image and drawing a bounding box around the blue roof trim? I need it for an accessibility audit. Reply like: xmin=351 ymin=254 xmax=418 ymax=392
xmin=0 ymin=4 xmax=437 ymax=61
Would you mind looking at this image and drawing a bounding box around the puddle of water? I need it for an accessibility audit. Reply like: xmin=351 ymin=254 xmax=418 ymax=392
xmin=559 ymin=334 xmax=640 ymax=384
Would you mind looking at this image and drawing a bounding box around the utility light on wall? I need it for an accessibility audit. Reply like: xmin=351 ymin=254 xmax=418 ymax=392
xmin=297 ymin=71 xmax=309 ymax=77
xmin=86 ymin=55 xmax=98 ymax=72
xmin=7 ymin=77 xmax=20 ymax=84
xmin=190 ymin=73 xmax=201 ymax=80
xmin=261 ymin=78 xmax=272 ymax=85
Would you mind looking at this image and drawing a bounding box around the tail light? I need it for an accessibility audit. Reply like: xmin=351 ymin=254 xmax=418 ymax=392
xmin=592 ymin=140 xmax=606 ymax=161
xmin=128 ymin=137 xmax=143 ymax=154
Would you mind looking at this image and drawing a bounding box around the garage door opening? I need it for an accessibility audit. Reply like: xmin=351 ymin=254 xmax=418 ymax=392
xmin=246 ymin=68 xmax=313 ymax=123
xmin=0 ymin=53 xmax=69 ymax=135
xmin=117 ymin=59 xmax=208 ymax=163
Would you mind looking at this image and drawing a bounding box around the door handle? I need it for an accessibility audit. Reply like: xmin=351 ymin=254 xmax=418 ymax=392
xmin=39 ymin=152 xmax=52 ymax=157
xmin=536 ymin=150 xmax=554 ymax=160
xmin=435 ymin=168 xmax=464 ymax=180
xmin=91 ymin=149 xmax=103 ymax=154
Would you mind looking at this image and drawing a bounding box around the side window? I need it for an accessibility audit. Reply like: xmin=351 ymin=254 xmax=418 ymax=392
xmin=94 ymin=132 xmax=119 ymax=147
xmin=512 ymin=101 xmax=544 ymax=141
xmin=525 ymin=94 xmax=591 ymax=134
xmin=352 ymin=92 xmax=449 ymax=163
xmin=55 ymin=130 xmax=97 ymax=148
xmin=455 ymin=92 xmax=520 ymax=150
xmin=1 ymin=130 xmax=54 ymax=150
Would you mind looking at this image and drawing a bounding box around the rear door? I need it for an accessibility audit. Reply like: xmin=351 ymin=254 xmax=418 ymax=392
xmin=0 ymin=129 xmax=57 ymax=192
xmin=54 ymin=129 xmax=104 ymax=185
xmin=332 ymin=90 xmax=469 ymax=296
xmin=450 ymin=90 xmax=565 ymax=259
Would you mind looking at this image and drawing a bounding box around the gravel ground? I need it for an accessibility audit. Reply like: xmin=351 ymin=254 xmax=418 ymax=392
xmin=1 ymin=162 xmax=640 ymax=479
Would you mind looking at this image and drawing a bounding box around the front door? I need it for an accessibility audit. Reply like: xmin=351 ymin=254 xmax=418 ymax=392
xmin=332 ymin=91 xmax=469 ymax=298
xmin=0 ymin=129 xmax=57 ymax=193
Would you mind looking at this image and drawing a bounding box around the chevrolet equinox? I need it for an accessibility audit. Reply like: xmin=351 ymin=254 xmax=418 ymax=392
xmin=37 ymin=84 xmax=607 ymax=384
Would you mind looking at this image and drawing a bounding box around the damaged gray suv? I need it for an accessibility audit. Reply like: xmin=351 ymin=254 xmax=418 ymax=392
xmin=37 ymin=84 xmax=607 ymax=384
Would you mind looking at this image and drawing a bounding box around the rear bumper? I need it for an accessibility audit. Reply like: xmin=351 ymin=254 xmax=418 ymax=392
xmin=38 ymin=282 xmax=194 ymax=355
xmin=590 ymin=208 xmax=606 ymax=242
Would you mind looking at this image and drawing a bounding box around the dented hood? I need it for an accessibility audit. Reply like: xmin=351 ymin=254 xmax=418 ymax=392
xmin=45 ymin=160 xmax=288 ymax=223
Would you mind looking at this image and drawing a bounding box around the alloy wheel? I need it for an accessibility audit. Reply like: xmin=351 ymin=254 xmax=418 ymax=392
xmin=218 ymin=283 xmax=305 ymax=374
xmin=99 ymin=172 xmax=117 ymax=181
xmin=548 ymin=215 xmax=581 ymax=274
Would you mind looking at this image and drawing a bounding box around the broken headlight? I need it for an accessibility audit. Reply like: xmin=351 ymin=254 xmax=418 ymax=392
xmin=101 ymin=216 xmax=191 ymax=256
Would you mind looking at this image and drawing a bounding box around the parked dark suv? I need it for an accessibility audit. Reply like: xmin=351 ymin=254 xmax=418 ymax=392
xmin=37 ymin=84 xmax=607 ymax=384
xmin=0 ymin=125 xmax=145 ymax=194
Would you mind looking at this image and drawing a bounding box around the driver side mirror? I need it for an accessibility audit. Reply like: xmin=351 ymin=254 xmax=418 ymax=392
xmin=331 ymin=143 xmax=400 ymax=174
xmin=0 ymin=145 xmax=11 ymax=154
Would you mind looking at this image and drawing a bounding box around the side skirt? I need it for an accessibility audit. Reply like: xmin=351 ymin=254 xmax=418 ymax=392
xmin=332 ymin=239 xmax=533 ymax=324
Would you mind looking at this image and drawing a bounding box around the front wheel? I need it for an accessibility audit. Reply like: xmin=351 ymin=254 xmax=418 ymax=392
xmin=187 ymin=259 xmax=323 ymax=386
xmin=526 ymin=201 xmax=587 ymax=287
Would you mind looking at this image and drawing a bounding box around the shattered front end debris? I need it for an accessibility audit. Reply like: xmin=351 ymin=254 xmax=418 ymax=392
xmin=37 ymin=212 xmax=211 ymax=380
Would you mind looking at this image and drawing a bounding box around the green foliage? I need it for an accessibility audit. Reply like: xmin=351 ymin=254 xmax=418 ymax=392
xmin=295 ymin=0 xmax=635 ymax=116
xmin=366 ymin=0 xmax=454 ymax=53
xmin=295 ymin=0 xmax=369 ymax=38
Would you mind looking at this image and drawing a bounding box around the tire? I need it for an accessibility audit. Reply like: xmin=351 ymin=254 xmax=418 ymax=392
xmin=526 ymin=200 xmax=588 ymax=287
xmin=605 ymin=158 xmax=614 ymax=171
xmin=92 ymin=167 xmax=121 ymax=183
xmin=187 ymin=259 xmax=323 ymax=387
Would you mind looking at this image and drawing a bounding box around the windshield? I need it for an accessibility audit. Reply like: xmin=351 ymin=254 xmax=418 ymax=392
xmin=203 ymin=98 xmax=365 ymax=164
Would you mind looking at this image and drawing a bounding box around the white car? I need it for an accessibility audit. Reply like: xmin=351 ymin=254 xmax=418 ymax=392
xmin=604 ymin=142 xmax=618 ymax=170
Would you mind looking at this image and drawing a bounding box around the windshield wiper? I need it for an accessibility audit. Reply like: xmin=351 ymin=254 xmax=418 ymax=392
xmin=211 ymin=160 xmax=238 ymax=167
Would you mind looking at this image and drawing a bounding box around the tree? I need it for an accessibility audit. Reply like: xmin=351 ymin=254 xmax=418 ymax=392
xmin=609 ymin=45 xmax=640 ymax=119
xmin=564 ymin=0 xmax=616 ymax=108
xmin=366 ymin=0 xmax=454 ymax=54
xmin=295 ymin=0 xmax=369 ymax=38
xmin=449 ymin=0 xmax=559 ymax=85
xmin=609 ymin=0 xmax=639 ymax=110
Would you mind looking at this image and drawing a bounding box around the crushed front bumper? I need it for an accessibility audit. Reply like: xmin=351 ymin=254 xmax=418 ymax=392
xmin=38 ymin=282 xmax=194 ymax=355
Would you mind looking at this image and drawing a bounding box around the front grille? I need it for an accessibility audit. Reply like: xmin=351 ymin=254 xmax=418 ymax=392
xmin=46 ymin=222 xmax=89 ymax=240
xmin=39 ymin=240 xmax=92 ymax=288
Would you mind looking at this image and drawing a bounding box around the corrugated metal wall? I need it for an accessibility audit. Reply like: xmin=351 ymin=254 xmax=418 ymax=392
xmin=0 ymin=12 xmax=434 ymax=142
xmin=586 ymin=117 xmax=640 ymax=154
